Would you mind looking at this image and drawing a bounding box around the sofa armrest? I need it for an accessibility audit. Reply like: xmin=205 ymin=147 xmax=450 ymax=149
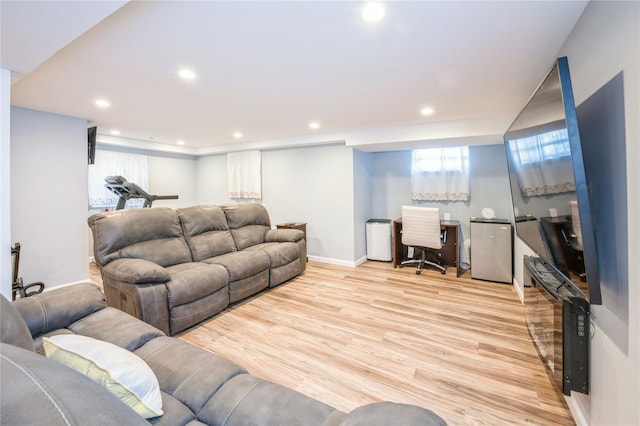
xmin=103 ymin=258 xmax=170 ymax=284
xmin=13 ymin=283 xmax=107 ymax=338
xmin=340 ymin=402 xmax=446 ymax=425
xmin=265 ymin=228 xmax=303 ymax=243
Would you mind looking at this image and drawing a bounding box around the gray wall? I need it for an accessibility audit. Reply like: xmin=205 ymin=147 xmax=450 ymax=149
xmin=11 ymin=107 xmax=89 ymax=288
xmin=353 ymin=149 xmax=373 ymax=262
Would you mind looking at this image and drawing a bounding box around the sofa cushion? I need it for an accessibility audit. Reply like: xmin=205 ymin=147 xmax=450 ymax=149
xmin=1 ymin=343 xmax=149 ymax=426
xmin=164 ymin=262 xmax=229 ymax=307
xmin=43 ymin=335 xmax=163 ymax=419
xmin=178 ymin=206 xmax=237 ymax=260
xmin=199 ymin=374 xmax=344 ymax=426
xmin=222 ymin=204 xmax=271 ymax=250
xmin=12 ymin=283 xmax=106 ymax=339
xmin=0 ymin=295 xmax=34 ymax=351
xmin=134 ymin=337 xmax=247 ymax=416
xmin=89 ymin=208 xmax=192 ymax=267
xmin=203 ymin=251 xmax=270 ymax=282
xmin=68 ymin=307 xmax=165 ymax=352
xmin=245 ymin=242 xmax=300 ymax=268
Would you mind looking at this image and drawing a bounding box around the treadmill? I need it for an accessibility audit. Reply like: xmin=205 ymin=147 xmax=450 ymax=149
xmin=104 ymin=176 xmax=178 ymax=210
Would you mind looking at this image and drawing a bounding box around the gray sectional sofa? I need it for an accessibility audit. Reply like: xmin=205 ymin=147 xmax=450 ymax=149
xmin=0 ymin=283 xmax=446 ymax=426
xmin=88 ymin=203 xmax=307 ymax=335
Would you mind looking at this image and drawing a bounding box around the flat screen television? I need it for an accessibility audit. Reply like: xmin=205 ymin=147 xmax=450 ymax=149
xmin=504 ymin=56 xmax=601 ymax=305
xmin=88 ymin=126 xmax=97 ymax=165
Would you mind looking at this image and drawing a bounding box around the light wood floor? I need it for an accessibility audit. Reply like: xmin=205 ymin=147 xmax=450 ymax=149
xmin=91 ymin=261 xmax=574 ymax=425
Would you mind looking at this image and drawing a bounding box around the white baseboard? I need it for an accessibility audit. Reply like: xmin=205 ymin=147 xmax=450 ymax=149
xmin=308 ymin=255 xmax=368 ymax=268
xmin=513 ymin=277 xmax=524 ymax=304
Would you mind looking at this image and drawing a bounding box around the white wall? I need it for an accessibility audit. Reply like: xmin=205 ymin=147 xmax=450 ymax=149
xmin=11 ymin=107 xmax=89 ymax=288
xmin=262 ymin=145 xmax=356 ymax=264
xmin=197 ymin=145 xmax=358 ymax=265
xmin=353 ymin=149 xmax=373 ymax=263
xmin=0 ymin=69 xmax=11 ymax=298
xmin=196 ymin=153 xmax=228 ymax=204
xmin=556 ymin=2 xmax=639 ymax=424
xmin=148 ymin=155 xmax=197 ymax=208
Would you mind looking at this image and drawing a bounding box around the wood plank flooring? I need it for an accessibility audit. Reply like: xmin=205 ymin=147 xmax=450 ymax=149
xmin=173 ymin=261 xmax=574 ymax=425
xmin=90 ymin=260 xmax=573 ymax=424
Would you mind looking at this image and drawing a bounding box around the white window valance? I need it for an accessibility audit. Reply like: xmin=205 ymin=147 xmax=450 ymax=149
xmin=88 ymin=150 xmax=149 ymax=209
xmin=227 ymin=150 xmax=262 ymax=199
xmin=411 ymin=147 xmax=470 ymax=201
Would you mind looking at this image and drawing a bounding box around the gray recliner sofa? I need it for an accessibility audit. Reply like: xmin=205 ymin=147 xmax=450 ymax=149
xmin=88 ymin=204 xmax=306 ymax=335
xmin=0 ymin=283 xmax=446 ymax=426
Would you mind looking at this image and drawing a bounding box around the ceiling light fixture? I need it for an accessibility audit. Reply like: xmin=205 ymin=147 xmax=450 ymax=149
xmin=95 ymin=99 xmax=111 ymax=108
xmin=177 ymin=140 xmax=185 ymax=146
xmin=178 ymin=69 xmax=196 ymax=80
xmin=309 ymin=121 xmax=320 ymax=130
xmin=110 ymin=130 xmax=120 ymax=135
xmin=233 ymin=132 xmax=243 ymax=139
xmin=420 ymin=107 xmax=435 ymax=116
xmin=360 ymin=2 xmax=386 ymax=23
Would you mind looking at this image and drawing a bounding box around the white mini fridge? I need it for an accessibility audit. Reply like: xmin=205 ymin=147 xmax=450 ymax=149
xmin=470 ymin=218 xmax=512 ymax=283
xmin=366 ymin=219 xmax=392 ymax=261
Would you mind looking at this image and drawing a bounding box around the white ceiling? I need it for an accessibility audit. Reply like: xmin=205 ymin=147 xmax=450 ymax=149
xmin=2 ymin=1 xmax=588 ymax=155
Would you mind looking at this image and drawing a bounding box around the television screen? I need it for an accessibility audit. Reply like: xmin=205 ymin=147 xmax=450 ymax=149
xmin=88 ymin=126 xmax=97 ymax=165
xmin=504 ymin=57 xmax=601 ymax=305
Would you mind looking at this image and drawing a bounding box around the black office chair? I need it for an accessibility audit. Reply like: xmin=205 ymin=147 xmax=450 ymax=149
xmin=399 ymin=205 xmax=447 ymax=275
xmin=11 ymin=243 xmax=45 ymax=300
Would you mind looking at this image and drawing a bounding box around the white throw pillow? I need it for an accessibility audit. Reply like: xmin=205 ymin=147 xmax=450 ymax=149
xmin=43 ymin=334 xmax=163 ymax=419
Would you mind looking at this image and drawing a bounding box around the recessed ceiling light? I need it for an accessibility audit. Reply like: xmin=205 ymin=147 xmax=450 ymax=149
xmin=233 ymin=132 xmax=243 ymax=139
xmin=178 ymin=69 xmax=196 ymax=80
xmin=110 ymin=130 xmax=120 ymax=135
xmin=95 ymin=99 xmax=111 ymax=108
xmin=309 ymin=121 xmax=320 ymax=130
xmin=420 ymin=107 xmax=435 ymax=116
xmin=177 ymin=140 xmax=185 ymax=146
xmin=360 ymin=2 xmax=386 ymax=23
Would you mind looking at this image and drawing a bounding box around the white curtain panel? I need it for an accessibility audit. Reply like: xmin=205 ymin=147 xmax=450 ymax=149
xmin=227 ymin=150 xmax=262 ymax=199
xmin=411 ymin=147 xmax=470 ymax=201
xmin=88 ymin=150 xmax=149 ymax=208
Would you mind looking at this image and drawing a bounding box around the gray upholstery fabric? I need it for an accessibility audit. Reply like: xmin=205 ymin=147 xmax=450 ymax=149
xmin=199 ymin=374 xmax=344 ymax=426
xmin=134 ymin=337 xmax=247 ymax=414
xmin=89 ymin=207 xmax=192 ymax=266
xmin=89 ymin=204 xmax=304 ymax=334
xmin=4 ymin=283 xmax=447 ymax=426
xmin=0 ymin=295 xmax=35 ymax=352
xmin=178 ymin=206 xmax=237 ymax=260
xmin=222 ymin=204 xmax=271 ymax=250
xmin=1 ymin=343 xmax=149 ymax=426
xmin=101 ymin=277 xmax=171 ymax=335
xmin=12 ymin=283 xmax=106 ymax=339
xmin=338 ymin=402 xmax=447 ymax=426
xmin=165 ymin=262 xmax=229 ymax=307
xmin=68 ymin=306 xmax=164 ymax=351
xmin=103 ymin=258 xmax=171 ymax=283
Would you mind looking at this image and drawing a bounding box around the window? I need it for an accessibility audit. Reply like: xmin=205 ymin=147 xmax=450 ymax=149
xmin=411 ymin=147 xmax=470 ymax=201
xmin=88 ymin=150 xmax=149 ymax=209
xmin=507 ymin=129 xmax=575 ymax=197
xmin=508 ymin=129 xmax=570 ymax=165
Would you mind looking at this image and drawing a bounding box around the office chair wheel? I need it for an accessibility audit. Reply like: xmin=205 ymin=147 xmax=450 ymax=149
xmin=440 ymin=269 xmax=446 ymax=275
xmin=416 ymin=270 xmax=421 ymax=275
